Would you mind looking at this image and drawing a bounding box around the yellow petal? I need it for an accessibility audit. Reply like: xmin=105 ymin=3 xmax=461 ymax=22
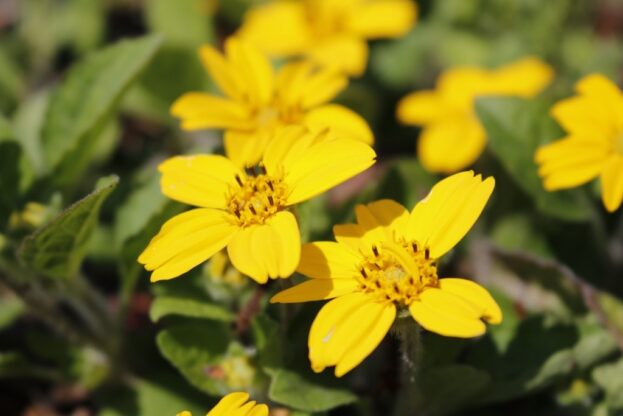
xmin=334 ymin=302 xmax=395 ymax=377
xmin=270 ymin=278 xmax=360 ymax=303
xmin=262 ymin=125 xmax=312 ymax=175
xmin=409 ymin=288 xmax=486 ymax=338
xmin=438 ymin=278 xmax=502 ymax=324
xmin=346 ymin=0 xmax=417 ymax=39
xmin=207 ymin=392 xmax=250 ymax=416
xmin=140 ymin=209 xmax=237 ymax=282
xmin=396 ymin=91 xmax=449 ymax=126
xmin=198 ymin=44 xmax=242 ymax=100
xmin=576 ymin=73 xmax=623 ymax=129
xmin=170 ymin=93 xmax=251 ymax=131
xmin=308 ymin=293 xmax=395 ymax=376
xmin=238 ymin=1 xmax=311 ymax=56
xmin=418 ymin=116 xmax=486 ymax=174
xmin=224 ymin=37 xmax=275 ymax=107
xmin=487 ymin=57 xmax=553 ymax=97
xmin=159 ymin=155 xmax=242 ymax=208
xmin=308 ymin=293 xmax=368 ymax=373
xmin=296 ymin=242 xmax=361 ymax=279
xmin=408 ymin=171 xmax=494 ymax=258
xmin=601 ymin=155 xmax=623 ymax=212
xmin=550 ymin=96 xmax=617 ymax=138
xmin=224 ymin=129 xmax=273 ymax=168
xmin=535 ymin=137 xmax=608 ymax=191
xmin=246 ymin=404 xmax=269 ymax=416
xmin=333 ymin=223 xmax=368 ymax=254
xmin=176 ymin=412 xmax=191 ymax=416
xmin=307 ymin=36 xmax=369 ymax=76
xmin=281 ymin=135 xmax=377 ymax=204
xmin=356 ymin=199 xmax=410 ymax=242
xmin=304 ymin=104 xmax=373 ymax=144
xmin=227 ymin=211 xmax=301 ymax=283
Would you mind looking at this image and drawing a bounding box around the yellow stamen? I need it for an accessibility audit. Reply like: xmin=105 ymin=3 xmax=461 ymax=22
xmin=356 ymin=239 xmax=438 ymax=305
xmin=227 ymin=169 xmax=288 ymax=227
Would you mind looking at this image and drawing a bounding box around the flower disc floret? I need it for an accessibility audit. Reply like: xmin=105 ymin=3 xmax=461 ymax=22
xmin=227 ymin=170 xmax=288 ymax=227
xmin=357 ymin=240 xmax=438 ymax=304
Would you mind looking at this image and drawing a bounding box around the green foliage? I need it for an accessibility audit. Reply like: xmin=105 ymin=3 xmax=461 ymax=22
xmin=150 ymin=296 xmax=234 ymax=322
xmin=41 ymin=35 xmax=162 ymax=185
xmin=593 ymin=359 xmax=623 ymax=410
xmin=269 ymin=368 xmax=358 ymax=412
xmin=0 ymin=141 xmax=21 ymax=229
xmin=156 ymin=320 xmax=231 ymax=395
xmin=19 ymin=176 xmax=118 ymax=279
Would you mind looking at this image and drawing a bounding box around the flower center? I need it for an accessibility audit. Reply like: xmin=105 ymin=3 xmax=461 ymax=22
xmin=227 ymin=167 xmax=288 ymax=227
xmin=615 ymin=131 xmax=623 ymax=155
xmin=356 ymin=239 xmax=438 ymax=305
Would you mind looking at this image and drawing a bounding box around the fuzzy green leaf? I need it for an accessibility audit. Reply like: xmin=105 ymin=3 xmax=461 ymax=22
xmin=41 ymin=35 xmax=162 ymax=180
xmin=19 ymin=176 xmax=118 ymax=279
xmin=156 ymin=320 xmax=231 ymax=395
xmin=150 ymin=296 xmax=234 ymax=323
xmin=269 ymin=368 xmax=357 ymax=412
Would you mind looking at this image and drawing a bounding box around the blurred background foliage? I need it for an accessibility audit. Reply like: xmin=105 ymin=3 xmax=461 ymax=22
xmin=0 ymin=0 xmax=623 ymax=415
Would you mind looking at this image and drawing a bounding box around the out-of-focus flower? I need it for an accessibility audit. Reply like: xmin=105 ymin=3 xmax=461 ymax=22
xmin=9 ymin=202 xmax=50 ymax=229
xmin=397 ymin=57 xmax=553 ymax=174
xmin=139 ymin=126 xmax=376 ymax=284
xmin=272 ymin=171 xmax=501 ymax=376
xmin=237 ymin=0 xmax=417 ymax=76
xmin=171 ymin=37 xmax=373 ymax=167
xmin=177 ymin=391 xmax=269 ymax=416
xmin=535 ymin=74 xmax=623 ymax=212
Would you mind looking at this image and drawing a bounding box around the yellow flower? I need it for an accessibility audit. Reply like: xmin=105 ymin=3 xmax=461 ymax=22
xmin=271 ymin=171 xmax=502 ymax=377
xmin=397 ymin=57 xmax=553 ymax=174
xmin=237 ymin=0 xmax=417 ymax=76
xmin=139 ymin=126 xmax=376 ymax=283
xmin=535 ymin=74 xmax=623 ymax=212
xmin=171 ymin=36 xmax=373 ymax=167
xmin=177 ymin=391 xmax=269 ymax=416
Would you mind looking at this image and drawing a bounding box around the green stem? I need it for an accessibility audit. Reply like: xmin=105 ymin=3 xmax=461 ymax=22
xmin=392 ymin=316 xmax=423 ymax=416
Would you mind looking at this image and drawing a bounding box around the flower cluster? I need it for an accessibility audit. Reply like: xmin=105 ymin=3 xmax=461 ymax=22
xmin=135 ymin=0 xmax=623 ymax=411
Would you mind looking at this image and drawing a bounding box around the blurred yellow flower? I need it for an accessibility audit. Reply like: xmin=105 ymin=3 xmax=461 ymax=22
xmin=397 ymin=57 xmax=553 ymax=174
xmin=171 ymin=37 xmax=373 ymax=167
xmin=139 ymin=126 xmax=376 ymax=283
xmin=237 ymin=0 xmax=417 ymax=76
xmin=535 ymin=74 xmax=623 ymax=212
xmin=177 ymin=391 xmax=269 ymax=416
xmin=272 ymin=171 xmax=501 ymax=376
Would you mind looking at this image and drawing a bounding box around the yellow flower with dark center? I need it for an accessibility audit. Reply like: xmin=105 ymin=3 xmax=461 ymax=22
xmin=237 ymin=0 xmax=417 ymax=76
xmin=177 ymin=392 xmax=268 ymax=416
xmin=535 ymin=74 xmax=623 ymax=212
xmin=397 ymin=57 xmax=553 ymax=174
xmin=139 ymin=126 xmax=376 ymax=283
xmin=171 ymin=36 xmax=373 ymax=167
xmin=271 ymin=171 xmax=502 ymax=377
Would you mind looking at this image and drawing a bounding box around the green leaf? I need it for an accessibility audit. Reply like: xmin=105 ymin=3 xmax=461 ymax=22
xmin=13 ymin=90 xmax=49 ymax=189
xmin=476 ymin=97 xmax=589 ymax=222
xmin=19 ymin=176 xmax=118 ymax=279
xmin=0 ymin=295 xmax=25 ymax=331
xmin=156 ymin=320 xmax=231 ymax=395
xmin=593 ymin=358 xmax=623 ymax=410
xmin=251 ymin=313 xmax=283 ymax=373
xmin=150 ymin=296 xmax=234 ymax=322
xmin=0 ymin=141 xmax=21 ymax=229
xmin=409 ymin=365 xmax=491 ymax=416
xmin=145 ymin=0 xmax=214 ymax=48
xmin=41 ymin=35 xmax=162 ymax=181
xmin=269 ymin=368 xmax=357 ymax=412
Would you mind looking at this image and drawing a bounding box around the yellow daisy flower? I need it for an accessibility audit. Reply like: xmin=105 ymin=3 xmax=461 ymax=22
xmin=397 ymin=57 xmax=553 ymax=174
xmin=171 ymin=36 xmax=373 ymax=167
xmin=271 ymin=171 xmax=502 ymax=377
xmin=139 ymin=126 xmax=376 ymax=284
xmin=535 ymin=74 xmax=623 ymax=212
xmin=177 ymin=391 xmax=269 ymax=416
xmin=237 ymin=0 xmax=417 ymax=76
